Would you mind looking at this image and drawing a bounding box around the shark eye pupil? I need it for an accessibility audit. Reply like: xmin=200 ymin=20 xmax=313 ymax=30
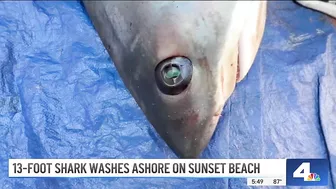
xmin=155 ymin=56 xmax=193 ymax=95
xmin=163 ymin=65 xmax=180 ymax=80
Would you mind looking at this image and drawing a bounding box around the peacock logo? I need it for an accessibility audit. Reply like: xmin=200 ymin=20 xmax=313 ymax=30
xmin=306 ymin=173 xmax=321 ymax=181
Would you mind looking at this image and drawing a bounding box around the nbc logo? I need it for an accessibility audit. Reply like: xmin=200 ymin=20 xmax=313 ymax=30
xmin=306 ymin=173 xmax=321 ymax=182
xmin=293 ymin=162 xmax=322 ymax=182
xmin=289 ymin=159 xmax=328 ymax=186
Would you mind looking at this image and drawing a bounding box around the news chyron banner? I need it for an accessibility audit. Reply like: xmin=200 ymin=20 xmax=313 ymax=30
xmin=8 ymin=158 xmax=329 ymax=186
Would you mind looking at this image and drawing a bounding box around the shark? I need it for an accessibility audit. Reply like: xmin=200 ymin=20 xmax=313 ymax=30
xmin=82 ymin=1 xmax=336 ymax=158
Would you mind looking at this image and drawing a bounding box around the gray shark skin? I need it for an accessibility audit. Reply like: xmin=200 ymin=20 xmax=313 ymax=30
xmin=83 ymin=1 xmax=267 ymax=158
xmin=296 ymin=0 xmax=336 ymax=18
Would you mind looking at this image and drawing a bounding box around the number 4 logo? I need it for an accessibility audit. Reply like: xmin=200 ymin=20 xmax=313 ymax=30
xmin=293 ymin=162 xmax=310 ymax=181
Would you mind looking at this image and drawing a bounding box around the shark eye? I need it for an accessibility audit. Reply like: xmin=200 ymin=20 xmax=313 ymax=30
xmin=155 ymin=56 xmax=193 ymax=95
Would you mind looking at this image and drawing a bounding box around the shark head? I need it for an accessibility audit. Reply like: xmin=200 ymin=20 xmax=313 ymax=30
xmin=83 ymin=1 xmax=267 ymax=158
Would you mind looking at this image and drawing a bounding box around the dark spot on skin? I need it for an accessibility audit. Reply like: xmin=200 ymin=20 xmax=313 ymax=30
xmin=183 ymin=111 xmax=200 ymax=133
xmin=231 ymin=64 xmax=233 ymax=66
xmin=197 ymin=57 xmax=210 ymax=72
xmin=168 ymin=108 xmax=199 ymax=133
xmin=129 ymin=22 xmax=133 ymax=31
